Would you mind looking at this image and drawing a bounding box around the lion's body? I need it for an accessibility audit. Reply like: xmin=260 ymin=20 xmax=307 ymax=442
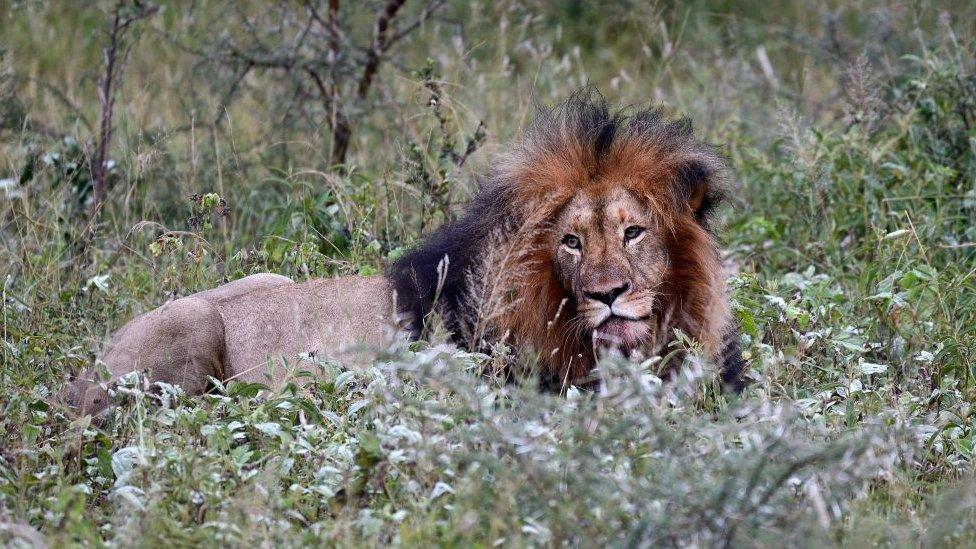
xmin=65 ymin=89 xmax=746 ymax=415
xmin=66 ymin=274 xmax=397 ymax=414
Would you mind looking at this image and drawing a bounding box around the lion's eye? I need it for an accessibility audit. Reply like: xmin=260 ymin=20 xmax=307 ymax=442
xmin=562 ymin=234 xmax=581 ymax=250
xmin=624 ymin=226 xmax=645 ymax=241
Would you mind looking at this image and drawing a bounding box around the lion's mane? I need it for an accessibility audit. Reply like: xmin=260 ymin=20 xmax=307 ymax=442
xmin=390 ymin=89 xmax=744 ymax=389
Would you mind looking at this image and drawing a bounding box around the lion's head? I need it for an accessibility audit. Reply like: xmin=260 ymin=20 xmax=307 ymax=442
xmin=391 ymin=89 xmax=742 ymax=390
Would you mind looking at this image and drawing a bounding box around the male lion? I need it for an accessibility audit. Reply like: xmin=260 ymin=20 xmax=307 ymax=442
xmin=64 ymin=90 xmax=745 ymax=415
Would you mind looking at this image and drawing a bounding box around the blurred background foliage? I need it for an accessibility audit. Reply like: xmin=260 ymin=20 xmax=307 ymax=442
xmin=2 ymin=0 xmax=976 ymax=545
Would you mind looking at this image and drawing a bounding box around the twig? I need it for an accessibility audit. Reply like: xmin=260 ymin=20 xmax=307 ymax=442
xmin=90 ymin=1 xmax=159 ymax=217
xmin=357 ymin=0 xmax=408 ymax=100
xmin=385 ymin=0 xmax=446 ymax=49
xmin=196 ymin=0 xmax=445 ymax=167
xmin=213 ymin=61 xmax=254 ymax=127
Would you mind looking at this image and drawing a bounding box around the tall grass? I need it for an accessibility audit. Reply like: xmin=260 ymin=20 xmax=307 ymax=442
xmin=2 ymin=0 xmax=976 ymax=545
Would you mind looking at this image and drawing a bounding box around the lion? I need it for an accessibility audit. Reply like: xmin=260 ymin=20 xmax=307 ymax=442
xmin=64 ymin=89 xmax=745 ymax=415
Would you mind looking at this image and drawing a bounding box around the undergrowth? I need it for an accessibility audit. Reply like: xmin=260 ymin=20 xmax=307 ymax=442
xmin=2 ymin=1 xmax=976 ymax=546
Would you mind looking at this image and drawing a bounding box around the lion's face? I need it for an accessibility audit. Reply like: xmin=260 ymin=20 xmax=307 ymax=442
xmin=553 ymin=186 xmax=668 ymax=352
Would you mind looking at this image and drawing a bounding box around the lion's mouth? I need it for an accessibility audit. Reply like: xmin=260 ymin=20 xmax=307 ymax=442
xmin=592 ymin=315 xmax=650 ymax=348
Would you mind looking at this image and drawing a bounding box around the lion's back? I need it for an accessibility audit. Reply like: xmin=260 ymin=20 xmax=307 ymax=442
xmin=210 ymin=274 xmax=399 ymax=384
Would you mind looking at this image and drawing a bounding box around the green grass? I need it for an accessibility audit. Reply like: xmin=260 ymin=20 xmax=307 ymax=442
xmin=2 ymin=1 xmax=976 ymax=546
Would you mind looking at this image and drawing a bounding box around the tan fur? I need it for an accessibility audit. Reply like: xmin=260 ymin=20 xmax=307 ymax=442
xmin=64 ymin=273 xmax=399 ymax=414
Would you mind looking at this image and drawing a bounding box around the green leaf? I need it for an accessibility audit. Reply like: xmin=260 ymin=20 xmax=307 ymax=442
xmin=736 ymin=308 xmax=758 ymax=338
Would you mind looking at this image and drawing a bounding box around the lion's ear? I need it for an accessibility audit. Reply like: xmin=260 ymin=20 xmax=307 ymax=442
xmin=676 ymin=160 xmax=714 ymax=221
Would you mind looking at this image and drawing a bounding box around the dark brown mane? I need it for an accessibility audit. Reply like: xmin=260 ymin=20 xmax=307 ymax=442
xmin=389 ymin=88 xmax=743 ymax=389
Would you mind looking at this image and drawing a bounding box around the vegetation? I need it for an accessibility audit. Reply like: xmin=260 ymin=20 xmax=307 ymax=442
xmin=2 ymin=0 xmax=975 ymax=545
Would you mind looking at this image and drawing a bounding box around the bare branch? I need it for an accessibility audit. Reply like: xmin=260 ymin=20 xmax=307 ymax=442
xmin=90 ymin=1 xmax=158 ymax=218
xmin=356 ymin=0 xmax=407 ymax=100
xmin=213 ymin=61 xmax=254 ymax=127
xmin=327 ymin=0 xmax=341 ymax=59
xmin=386 ymin=0 xmax=447 ymax=50
xmin=197 ymin=0 xmax=444 ymax=167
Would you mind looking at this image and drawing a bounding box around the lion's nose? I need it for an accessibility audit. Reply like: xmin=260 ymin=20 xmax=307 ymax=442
xmin=584 ymin=283 xmax=629 ymax=306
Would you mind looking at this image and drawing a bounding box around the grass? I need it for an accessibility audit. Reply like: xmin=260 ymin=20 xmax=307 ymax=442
xmin=2 ymin=0 xmax=976 ymax=545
